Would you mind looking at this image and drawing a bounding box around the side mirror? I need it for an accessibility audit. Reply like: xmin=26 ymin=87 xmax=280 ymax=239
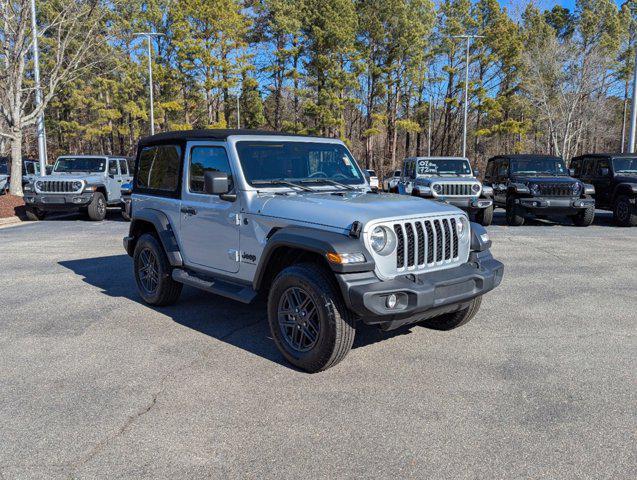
xmin=474 ymin=169 xmax=480 ymax=177
xmin=600 ymin=168 xmax=610 ymax=177
xmin=204 ymin=171 xmax=236 ymax=201
xmin=569 ymin=168 xmax=575 ymax=176
xmin=108 ymin=174 xmax=115 ymax=179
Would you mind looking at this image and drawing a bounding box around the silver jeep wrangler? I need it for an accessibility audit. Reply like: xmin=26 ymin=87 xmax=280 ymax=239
xmin=23 ymin=155 xmax=132 ymax=221
xmin=123 ymin=130 xmax=504 ymax=372
xmin=398 ymin=157 xmax=494 ymax=226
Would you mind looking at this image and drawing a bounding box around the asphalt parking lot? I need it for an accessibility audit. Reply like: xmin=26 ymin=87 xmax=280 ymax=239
xmin=1 ymin=210 xmax=635 ymax=479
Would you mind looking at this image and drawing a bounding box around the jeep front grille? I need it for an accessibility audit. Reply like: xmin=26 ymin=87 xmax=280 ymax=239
xmin=391 ymin=217 xmax=462 ymax=271
xmin=37 ymin=180 xmax=81 ymax=193
xmin=433 ymin=183 xmax=478 ymax=196
xmin=537 ymin=183 xmax=573 ymax=196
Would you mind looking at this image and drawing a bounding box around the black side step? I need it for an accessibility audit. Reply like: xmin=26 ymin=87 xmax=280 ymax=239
xmin=172 ymin=269 xmax=258 ymax=304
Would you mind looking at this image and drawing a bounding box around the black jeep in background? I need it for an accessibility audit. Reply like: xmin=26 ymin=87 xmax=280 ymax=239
xmin=484 ymin=154 xmax=596 ymax=227
xmin=570 ymin=154 xmax=637 ymax=227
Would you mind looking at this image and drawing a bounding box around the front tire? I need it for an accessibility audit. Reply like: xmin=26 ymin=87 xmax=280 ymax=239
xmin=133 ymin=233 xmax=182 ymax=306
xmin=267 ymin=263 xmax=355 ymax=373
xmin=614 ymin=195 xmax=637 ymax=227
xmin=505 ymin=199 xmax=525 ymax=226
xmin=87 ymin=192 xmax=107 ymax=221
xmin=25 ymin=207 xmax=46 ymax=221
xmin=571 ymin=206 xmax=595 ymax=227
xmin=419 ymin=296 xmax=482 ymax=331
xmin=475 ymin=204 xmax=494 ymax=226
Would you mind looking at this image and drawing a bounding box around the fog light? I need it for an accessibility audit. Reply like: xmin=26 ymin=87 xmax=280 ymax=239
xmin=386 ymin=294 xmax=398 ymax=309
xmin=73 ymin=197 xmax=84 ymax=204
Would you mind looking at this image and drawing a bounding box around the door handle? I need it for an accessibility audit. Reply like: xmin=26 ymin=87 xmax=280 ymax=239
xmin=180 ymin=206 xmax=197 ymax=215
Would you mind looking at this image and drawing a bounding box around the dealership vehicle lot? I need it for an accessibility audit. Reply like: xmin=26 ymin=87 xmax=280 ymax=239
xmin=1 ymin=212 xmax=635 ymax=479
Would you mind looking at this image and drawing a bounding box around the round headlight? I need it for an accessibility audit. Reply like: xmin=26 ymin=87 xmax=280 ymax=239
xmin=35 ymin=181 xmax=44 ymax=190
xmin=456 ymin=216 xmax=470 ymax=239
xmin=370 ymin=226 xmax=387 ymax=252
xmin=369 ymin=226 xmax=396 ymax=256
xmin=529 ymin=183 xmax=540 ymax=196
xmin=471 ymin=183 xmax=481 ymax=194
xmin=73 ymin=181 xmax=82 ymax=191
xmin=432 ymin=183 xmax=442 ymax=193
xmin=571 ymin=182 xmax=581 ymax=195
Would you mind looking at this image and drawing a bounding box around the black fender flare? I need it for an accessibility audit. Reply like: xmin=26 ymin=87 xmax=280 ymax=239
xmin=613 ymin=183 xmax=637 ymax=201
xmin=125 ymin=208 xmax=183 ymax=266
xmin=253 ymin=225 xmax=375 ymax=290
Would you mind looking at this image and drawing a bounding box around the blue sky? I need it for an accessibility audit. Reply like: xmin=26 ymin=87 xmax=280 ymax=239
xmin=498 ymin=0 xmax=624 ymax=12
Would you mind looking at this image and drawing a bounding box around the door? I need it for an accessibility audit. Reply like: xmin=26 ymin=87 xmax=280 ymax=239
xmin=119 ymin=158 xmax=132 ymax=183
xmin=494 ymin=159 xmax=509 ymax=206
xmin=179 ymin=142 xmax=240 ymax=273
xmin=591 ymin=158 xmax=612 ymax=207
xmin=106 ymin=159 xmax=121 ymax=201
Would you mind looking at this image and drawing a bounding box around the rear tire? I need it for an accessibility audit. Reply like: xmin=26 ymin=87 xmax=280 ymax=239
xmin=267 ymin=263 xmax=355 ymax=373
xmin=419 ymin=296 xmax=482 ymax=331
xmin=25 ymin=207 xmax=46 ymax=221
xmin=613 ymin=195 xmax=637 ymax=227
xmin=133 ymin=233 xmax=182 ymax=306
xmin=505 ymin=199 xmax=525 ymax=226
xmin=476 ymin=204 xmax=494 ymax=226
xmin=571 ymin=206 xmax=595 ymax=227
xmin=87 ymin=192 xmax=107 ymax=221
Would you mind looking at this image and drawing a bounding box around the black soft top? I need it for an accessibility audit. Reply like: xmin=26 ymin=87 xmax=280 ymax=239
xmin=138 ymin=129 xmax=327 ymax=147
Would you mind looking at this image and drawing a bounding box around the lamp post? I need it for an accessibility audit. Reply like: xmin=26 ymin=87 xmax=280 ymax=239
xmin=452 ymin=34 xmax=484 ymax=159
xmin=629 ymin=47 xmax=637 ymax=153
xmin=134 ymin=32 xmax=164 ymax=135
xmin=30 ymin=0 xmax=47 ymax=175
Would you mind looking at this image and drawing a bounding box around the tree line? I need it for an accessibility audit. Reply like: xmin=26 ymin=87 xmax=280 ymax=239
xmin=1 ymin=0 xmax=635 ymax=195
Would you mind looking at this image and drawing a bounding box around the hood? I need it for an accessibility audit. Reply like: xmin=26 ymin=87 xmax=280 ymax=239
xmin=614 ymin=175 xmax=637 ymax=184
xmin=34 ymin=172 xmax=106 ymax=184
xmin=253 ymin=191 xmax=462 ymax=230
xmin=415 ymin=176 xmax=478 ymax=185
xmin=511 ymin=175 xmax=576 ymax=184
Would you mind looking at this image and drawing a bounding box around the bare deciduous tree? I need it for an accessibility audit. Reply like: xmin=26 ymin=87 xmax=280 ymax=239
xmin=0 ymin=0 xmax=107 ymax=195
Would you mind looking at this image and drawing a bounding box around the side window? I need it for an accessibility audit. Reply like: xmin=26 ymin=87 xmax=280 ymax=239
xmin=136 ymin=144 xmax=182 ymax=193
xmin=582 ymin=158 xmax=594 ymax=176
xmin=108 ymin=160 xmax=119 ymax=176
xmin=597 ymin=158 xmax=610 ymax=176
xmin=119 ymin=159 xmax=128 ymax=176
xmin=189 ymin=146 xmax=233 ymax=194
xmin=485 ymin=160 xmax=495 ymax=179
xmin=497 ymin=160 xmax=509 ymax=178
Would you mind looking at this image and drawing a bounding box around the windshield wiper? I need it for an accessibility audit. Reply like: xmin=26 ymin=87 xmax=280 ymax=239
xmin=300 ymin=178 xmax=357 ymax=190
xmin=251 ymin=179 xmax=314 ymax=191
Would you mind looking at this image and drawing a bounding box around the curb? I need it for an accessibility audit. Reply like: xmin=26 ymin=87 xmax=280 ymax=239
xmin=0 ymin=216 xmax=24 ymax=228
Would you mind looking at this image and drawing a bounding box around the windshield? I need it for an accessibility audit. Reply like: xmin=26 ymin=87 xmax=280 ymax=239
xmin=510 ymin=158 xmax=567 ymax=176
xmin=0 ymin=162 xmax=7 ymax=175
xmin=612 ymin=157 xmax=637 ymax=173
xmin=417 ymin=159 xmax=472 ymax=176
xmin=54 ymin=157 xmax=106 ymax=173
xmin=235 ymin=141 xmax=366 ymax=187
xmin=24 ymin=162 xmax=40 ymax=175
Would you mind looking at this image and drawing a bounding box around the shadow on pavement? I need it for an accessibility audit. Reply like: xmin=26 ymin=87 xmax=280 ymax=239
xmin=59 ymin=254 xmax=414 ymax=370
xmin=490 ymin=209 xmax=615 ymax=227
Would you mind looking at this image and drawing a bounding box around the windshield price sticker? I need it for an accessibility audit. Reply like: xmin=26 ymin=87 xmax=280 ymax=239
xmin=418 ymin=160 xmax=438 ymax=173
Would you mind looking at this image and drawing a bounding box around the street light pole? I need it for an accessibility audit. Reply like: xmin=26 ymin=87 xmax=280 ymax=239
xmin=629 ymin=47 xmax=637 ymax=153
xmin=134 ymin=32 xmax=164 ymax=135
xmin=453 ymin=34 xmax=484 ymax=159
xmin=428 ymin=97 xmax=432 ymax=157
xmin=30 ymin=0 xmax=47 ymax=175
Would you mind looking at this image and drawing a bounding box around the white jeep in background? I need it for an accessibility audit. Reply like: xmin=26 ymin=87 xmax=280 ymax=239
xmin=23 ymin=155 xmax=132 ymax=221
xmin=398 ymin=157 xmax=494 ymax=226
xmin=123 ymin=130 xmax=504 ymax=372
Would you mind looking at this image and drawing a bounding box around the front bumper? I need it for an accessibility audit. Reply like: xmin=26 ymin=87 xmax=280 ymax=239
xmin=418 ymin=194 xmax=492 ymax=211
xmin=24 ymin=192 xmax=94 ymax=210
xmin=515 ymin=197 xmax=593 ymax=214
xmin=336 ymin=250 xmax=504 ymax=330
